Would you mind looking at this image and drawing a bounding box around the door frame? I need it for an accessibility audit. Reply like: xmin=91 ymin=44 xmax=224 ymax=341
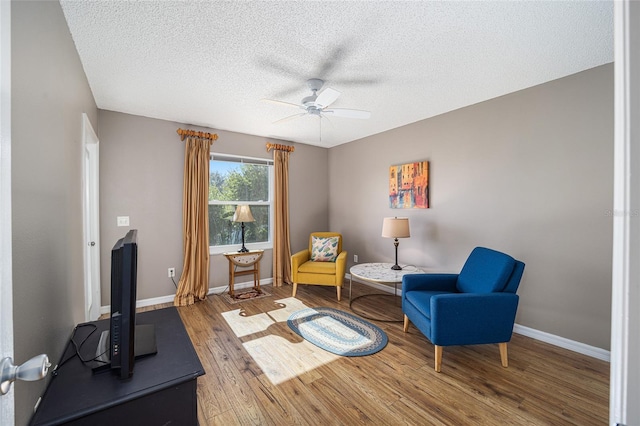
xmin=82 ymin=113 xmax=101 ymax=322
xmin=0 ymin=0 xmax=14 ymax=423
xmin=610 ymin=1 xmax=640 ymax=424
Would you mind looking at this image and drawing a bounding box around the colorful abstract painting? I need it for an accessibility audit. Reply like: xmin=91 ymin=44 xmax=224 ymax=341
xmin=389 ymin=161 xmax=429 ymax=209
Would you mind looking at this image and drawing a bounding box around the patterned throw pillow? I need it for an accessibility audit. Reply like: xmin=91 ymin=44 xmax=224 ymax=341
xmin=310 ymin=236 xmax=340 ymax=262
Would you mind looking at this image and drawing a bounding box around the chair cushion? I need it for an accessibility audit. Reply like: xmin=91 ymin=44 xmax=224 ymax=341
xmin=310 ymin=236 xmax=339 ymax=262
xmin=456 ymin=247 xmax=516 ymax=293
xmin=298 ymin=260 xmax=337 ymax=275
xmin=404 ymin=290 xmax=452 ymax=319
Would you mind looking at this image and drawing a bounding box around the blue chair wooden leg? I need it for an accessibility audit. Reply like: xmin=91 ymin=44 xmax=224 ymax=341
xmin=499 ymin=342 xmax=508 ymax=367
xmin=434 ymin=345 xmax=443 ymax=372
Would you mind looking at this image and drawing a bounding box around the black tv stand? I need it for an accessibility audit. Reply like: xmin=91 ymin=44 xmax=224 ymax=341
xmin=30 ymin=307 xmax=204 ymax=426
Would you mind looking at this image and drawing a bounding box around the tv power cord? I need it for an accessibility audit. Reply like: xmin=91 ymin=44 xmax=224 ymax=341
xmin=51 ymin=324 xmax=108 ymax=377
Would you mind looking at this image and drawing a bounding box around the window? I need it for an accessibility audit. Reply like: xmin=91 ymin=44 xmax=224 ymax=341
xmin=209 ymin=154 xmax=273 ymax=253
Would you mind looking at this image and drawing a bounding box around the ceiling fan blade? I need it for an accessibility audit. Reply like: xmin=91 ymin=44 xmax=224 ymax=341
xmin=261 ymin=98 xmax=304 ymax=109
xmin=323 ymin=108 xmax=371 ymax=119
xmin=315 ymin=88 xmax=341 ymax=108
xmin=272 ymin=112 xmax=306 ymax=125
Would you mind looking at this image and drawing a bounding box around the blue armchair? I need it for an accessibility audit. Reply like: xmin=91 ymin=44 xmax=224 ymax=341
xmin=402 ymin=247 xmax=525 ymax=372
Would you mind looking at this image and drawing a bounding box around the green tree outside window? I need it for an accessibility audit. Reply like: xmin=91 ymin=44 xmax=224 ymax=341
xmin=209 ymin=156 xmax=272 ymax=249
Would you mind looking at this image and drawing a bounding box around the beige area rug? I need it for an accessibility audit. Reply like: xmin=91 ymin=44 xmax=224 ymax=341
xmin=220 ymin=288 xmax=272 ymax=304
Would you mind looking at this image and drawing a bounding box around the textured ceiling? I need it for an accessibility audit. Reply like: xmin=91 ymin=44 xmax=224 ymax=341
xmin=60 ymin=1 xmax=613 ymax=148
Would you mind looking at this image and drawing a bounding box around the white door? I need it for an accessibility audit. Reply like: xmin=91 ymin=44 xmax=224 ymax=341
xmin=82 ymin=114 xmax=101 ymax=322
xmin=0 ymin=0 xmax=14 ymax=423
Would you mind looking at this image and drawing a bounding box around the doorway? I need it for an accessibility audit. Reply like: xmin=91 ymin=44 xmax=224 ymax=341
xmin=82 ymin=113 xmax=101 ymax=322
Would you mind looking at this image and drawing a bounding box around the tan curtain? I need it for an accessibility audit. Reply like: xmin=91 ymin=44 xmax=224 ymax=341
xmin=272 ymin=149 xmax=292 ymax=286
xmin=174 ymin=137 xmax=211 ymax=306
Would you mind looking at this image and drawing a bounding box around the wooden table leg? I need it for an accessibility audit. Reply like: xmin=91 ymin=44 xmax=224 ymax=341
xmin=228 ymin=260 xmax=234 ymax=296
xmin=255 ymin=261 xmax=260 ymax=292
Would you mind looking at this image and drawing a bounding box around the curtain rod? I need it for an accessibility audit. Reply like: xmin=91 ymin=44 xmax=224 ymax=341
xmin=177 ymin=128 xmax=219 ymax=142
xmin=266 ymin=142 xmax=295 ymax=153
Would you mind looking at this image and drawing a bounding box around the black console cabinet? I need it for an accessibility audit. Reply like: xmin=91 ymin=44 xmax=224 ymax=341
xmin=30 ymin=307 xmax=205 ymax=426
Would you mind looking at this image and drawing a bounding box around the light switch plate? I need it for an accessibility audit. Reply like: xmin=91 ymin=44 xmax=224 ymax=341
xmin=117 ymin=216 xmax=130 ymax=227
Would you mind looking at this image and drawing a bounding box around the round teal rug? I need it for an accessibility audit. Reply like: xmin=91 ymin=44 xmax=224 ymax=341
xmin=287 ymin=307 xmax=388 ymax=356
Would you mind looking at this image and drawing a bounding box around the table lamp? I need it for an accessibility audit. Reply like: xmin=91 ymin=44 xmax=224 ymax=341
xmin=382 ymin=217 xmax=410 ymax=270
xmin=233 ymin=205 xmax=255 ymax=252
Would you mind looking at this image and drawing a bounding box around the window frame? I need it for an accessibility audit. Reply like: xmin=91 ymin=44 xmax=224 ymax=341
xmin=208 ymin=153 xmax=274 ymax=255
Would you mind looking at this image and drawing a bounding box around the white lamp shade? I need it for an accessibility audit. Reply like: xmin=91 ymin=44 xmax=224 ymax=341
xmin=233 ymin=205 xmax=255 ymax=223
xmin=381 ymin=217 xmax=410 ymax=238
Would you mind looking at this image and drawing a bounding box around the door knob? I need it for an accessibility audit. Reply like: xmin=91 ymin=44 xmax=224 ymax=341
xmin=1 ymin=354 xmax=50 ymax=395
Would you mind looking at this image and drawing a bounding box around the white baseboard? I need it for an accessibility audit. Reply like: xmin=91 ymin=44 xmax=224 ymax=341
xmin=512 ymin=324 xmax=610 ymax=362
xmin=102 ymin=275 xmax=611 ymax=362
xmin=99 ymin=278 xmax=274 ymax=315
xmin=348 ymin=274 xmax=611 ymax=362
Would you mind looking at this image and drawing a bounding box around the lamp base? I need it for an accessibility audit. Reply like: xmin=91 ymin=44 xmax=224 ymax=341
xmin=390 ymin=238 xmax=402 ymax=270
xmin=238 ymin=222 xmax=249 ymax=252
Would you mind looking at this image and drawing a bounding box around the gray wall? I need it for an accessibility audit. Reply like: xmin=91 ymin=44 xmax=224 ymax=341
xmin=98 ymin=110 xmax=328 ymax=304
xmin=329 ymin=64 xmax=614 ymax=350
xmin=11 ymin=1 xmax=98 ymax=424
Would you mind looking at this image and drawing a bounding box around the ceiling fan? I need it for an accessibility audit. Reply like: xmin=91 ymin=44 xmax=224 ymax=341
xmin=263 ymin=78 xmax=371 ymax=125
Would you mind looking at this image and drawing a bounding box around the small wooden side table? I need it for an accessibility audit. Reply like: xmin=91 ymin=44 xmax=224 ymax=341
xmin=223 ymin=250 xmax=264 ymax=296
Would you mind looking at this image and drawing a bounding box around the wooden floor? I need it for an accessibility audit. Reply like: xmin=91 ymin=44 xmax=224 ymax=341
xmin=154 ymin=281 xmax=609 ymax=425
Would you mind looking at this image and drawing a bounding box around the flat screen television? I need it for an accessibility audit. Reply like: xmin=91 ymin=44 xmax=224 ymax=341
xmin=95 ymin=229 xmax=156 ymax=379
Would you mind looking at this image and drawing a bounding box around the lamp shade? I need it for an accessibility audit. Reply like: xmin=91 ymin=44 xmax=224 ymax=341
xmin=233 ymin=205 xmax=255 ymax=223
xmin=381 ymin=217 xmax=410 ymax=238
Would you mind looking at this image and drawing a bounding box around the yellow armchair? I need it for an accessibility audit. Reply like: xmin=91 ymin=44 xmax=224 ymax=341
xmin=291 ymin=232 xmax=347 ymax=301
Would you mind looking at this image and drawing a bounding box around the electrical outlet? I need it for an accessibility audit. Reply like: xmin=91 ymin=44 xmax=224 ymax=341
xmin=354 ymin=254 xmax=358 ymax=263
xmin=168 ymin=267 xmax=175 ymax=278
